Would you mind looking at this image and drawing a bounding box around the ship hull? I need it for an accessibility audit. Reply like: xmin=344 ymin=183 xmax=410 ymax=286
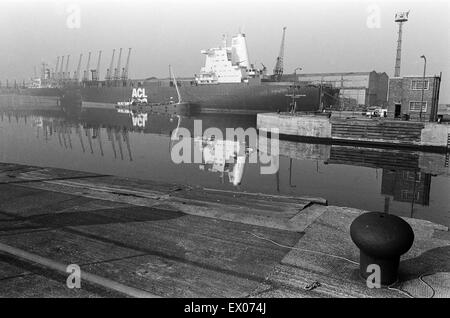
xmin=0 ymin=87 xmax=60 ymax=109
xmin=0 ymin=86 xmax=82 ymax=112
xmin=80 ymin=81 xmax=326 ymax=114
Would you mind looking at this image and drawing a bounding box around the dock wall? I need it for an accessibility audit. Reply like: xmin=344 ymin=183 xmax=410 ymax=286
xmin=257 ymin=113 xmax=332 ymax=138
xmin=257 ymin=113 xmax=450 ymax=150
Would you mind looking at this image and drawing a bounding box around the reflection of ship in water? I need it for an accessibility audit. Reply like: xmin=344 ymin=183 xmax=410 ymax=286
xmin=194 ymin=137 xmax=249 ymax=186
xmin=1 ymin=106 xmax=256 ymax=186
xmin=3 ymin=107 xmax=448 ymax=200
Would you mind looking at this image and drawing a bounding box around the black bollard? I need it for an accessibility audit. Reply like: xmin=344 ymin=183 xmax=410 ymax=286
xmin=350 ymin=212 xmax=414 ymax=286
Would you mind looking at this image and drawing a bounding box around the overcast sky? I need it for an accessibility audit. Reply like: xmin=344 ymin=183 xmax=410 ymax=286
xmin=0 ymin=0 xmax=448 ymax=102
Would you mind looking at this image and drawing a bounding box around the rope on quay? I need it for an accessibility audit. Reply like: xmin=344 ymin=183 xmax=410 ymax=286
xmin=245 ymin=231 xmax=359 ymax=265
xmin=244 ymin=231 xmax=438 ymax=298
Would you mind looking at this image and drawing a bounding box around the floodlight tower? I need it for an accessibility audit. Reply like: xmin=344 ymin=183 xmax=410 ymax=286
xmin=394 ymin=11 xmax=409 ymax=77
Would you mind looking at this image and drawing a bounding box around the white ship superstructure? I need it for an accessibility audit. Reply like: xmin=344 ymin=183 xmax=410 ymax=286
xmin=195 ymin=33 xmax=257 ymax=84
xmin=195 ymin=137 xmax=246 ymax=186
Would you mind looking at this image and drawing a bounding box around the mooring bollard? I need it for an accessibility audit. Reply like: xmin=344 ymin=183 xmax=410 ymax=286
xmin=350 ymin=212 xmax=414 ymax=286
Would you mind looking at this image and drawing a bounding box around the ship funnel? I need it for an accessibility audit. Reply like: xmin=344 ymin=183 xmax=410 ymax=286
xmin=231 ymin=33 xmax=250 ymax=69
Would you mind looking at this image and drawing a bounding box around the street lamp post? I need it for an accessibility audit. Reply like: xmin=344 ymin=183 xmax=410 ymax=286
xmin=293 ymin=67 xmax=302 ymax=81
xmin=419 ymin=55 xmax=427 ymax=121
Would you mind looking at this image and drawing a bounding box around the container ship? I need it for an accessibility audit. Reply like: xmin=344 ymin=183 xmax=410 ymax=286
xmin=1 ymin=28 xmax=339 ymax=115
xmin=80 ymin=30 xmax=339 ymax=114
xmin=0 ymin=60 xmax=81 ymax=112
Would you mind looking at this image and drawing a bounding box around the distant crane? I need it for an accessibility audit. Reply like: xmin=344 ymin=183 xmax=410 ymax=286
xmin=59 ymin=55 xmax=65 ymax=81
xmin=73 ymin=53 xmax=83 ymax=81
xmin=106 ymin=49 xmax=115 ymax=81
xmin=64 ymin=55 xmax=70 ymax=80
xmin=54 ymin=56 xmax=60 ymax=80
xmin=113 ymin=48 xmax=123 ymax=81
xmin=273 ymin=27 xmax=287 ymax=81
xmin=83 ymin=52 xmax=91 ymax=81
xmin=121 ymin=48 xmax=132 ymax=81
xmin=92 ymin=50 xmax=102 ymax=81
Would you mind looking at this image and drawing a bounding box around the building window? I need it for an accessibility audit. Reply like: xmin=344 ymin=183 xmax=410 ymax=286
xmin=411 ymin=80 xmax=429 ymax=90
xmin=409 ymin=101 xmax=427 ymax=112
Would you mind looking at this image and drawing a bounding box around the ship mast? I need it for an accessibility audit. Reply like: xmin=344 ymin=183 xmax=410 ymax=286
xmin=169 ymin=65 xmax=182 ymax=104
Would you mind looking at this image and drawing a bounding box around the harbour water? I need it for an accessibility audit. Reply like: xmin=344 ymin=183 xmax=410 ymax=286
xmin=0 ymin=105 xmax=449 ymax=227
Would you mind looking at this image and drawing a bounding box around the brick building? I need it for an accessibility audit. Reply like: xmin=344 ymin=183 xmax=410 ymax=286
xmin=387 ymin=75 xmax=442 ymax=121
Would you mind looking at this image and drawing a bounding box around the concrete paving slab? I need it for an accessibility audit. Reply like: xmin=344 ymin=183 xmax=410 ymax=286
xmin=0 ymin=229 xmax=142 ymax=265
xmin=69 ymin=214 xmax=302 ymax=284
xmin=0 ymin=162 xmax=447 ymax=298
xmin=400 ymin=272 xmax=450 ymax=298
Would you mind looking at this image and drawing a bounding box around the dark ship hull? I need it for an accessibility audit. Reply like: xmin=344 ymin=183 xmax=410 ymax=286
xmin=80 ymin=79 xmax=338 ymax=114
xmin=0 ymin=87 xmax=61 ymax=109
xmin=1 ymin=80 xmax=338 ymax=116
xmin=0 ymin=85 xmax=82 ymax=113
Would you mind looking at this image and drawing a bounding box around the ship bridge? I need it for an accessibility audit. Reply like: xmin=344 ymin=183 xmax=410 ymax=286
xmin=196 ymin=33 xmax=255 ymax=85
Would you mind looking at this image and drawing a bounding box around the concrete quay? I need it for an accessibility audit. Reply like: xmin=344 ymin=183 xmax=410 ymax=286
xmin=0 ymin=162 xmax=448 ymax=298
xmin=257 ymin=113 xmax=450 ymax=151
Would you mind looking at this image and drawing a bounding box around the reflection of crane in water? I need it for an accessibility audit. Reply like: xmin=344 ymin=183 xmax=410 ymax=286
xmin=61 ymin=127 xmax=68 ymax=149
xmin=86 ymin=128 xmax=94 ymax=154
xmin=106 ymin=127 xmax=117 ymax=159
xmin=115 ymin=130 xmax=124 ymax=160
xmin=122 ymin=129 xmax=133 ymax=161
xmin=57 ymin=126 xmax=63 ymax=147
xmin=1 ymin=111 xmax=135 ymax=162
xmin=92 ymin=128 xmax=104 ymax=156
xmin=76 ymin=125 xmax=86 ymax=153
xmin=66 ymin=127 xmax=73 ymax=149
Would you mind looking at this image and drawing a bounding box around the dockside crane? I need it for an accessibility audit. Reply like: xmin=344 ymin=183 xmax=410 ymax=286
xmin=106 ymin=49 xmax=115 ymax=82
xmin=121 ymin=48 xmax=132 ymax=81
xmin=54 ymin=56 xmax=60 ymax=81
xmin=73 ymin=53 xmax=83 ymax=82
xmin=272 ymin=27 xmax=286 ymax=81
xmin=83 ymin=52 xmax=91 ymax=81
xmin=113 ymin=48 xmax=122 ymax=81
xmin=64 ymin=55 xmax=70 ymax=80
xmin=92 ymin=50 xmax=102 ymax=81
xmin=59 ymin=56 xmax=65 ymax=81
